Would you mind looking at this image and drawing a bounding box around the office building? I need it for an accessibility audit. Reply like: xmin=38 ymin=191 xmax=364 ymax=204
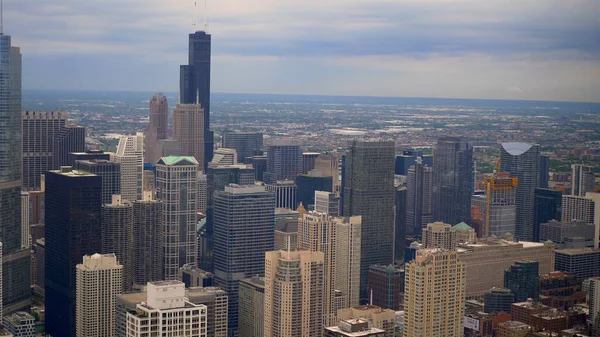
xmin=315 ymin=190 xmax=340 ymax=216
xmin=297 ymin=170 xmax=333 ymax=208
xmin=145 ymin=93 xmax=168 ymax=164
xmin=69 ymin=149 xmax=110 ymax=164
xmin=198 ymin=172 xmax=207 ymax=213
xmin=500 ymin=142 xmax=541 ymax=241
xmin=457 ymin=238 xmax=555 ymax=298
xmin=395 ymin=185 xmax=407 ymax=261
xmin=343 ymin=140 xmax=395 ymax=297
xmin=1 ymin=37 xmax=30 ymax=314
xmin=156 ymin=138 xmax=183 ymax=157
xmin=337 ymin=305 xmax=396 ymax=337
xmin=213 ymin=184 xmax=275 ymax=335
xmin=572 ymin=164 xmax=595 ymax=196
xmin=180 ymin=29 xmax=213 ymax=169
xmin=367 ymin=264 xmax=404 ymax=311
xmin=132 ymin=192 xmax=162 ymax=286
xmin=540 ymin=154 xmax=550 ymax=188
xmin=324 ymin=319 xmax=386 ymax=337
xmin=45 ymin=167 xmax=102 ymax=337
xmin=588 ymin=192 xmax=600 ymax=249
xmin=20 ymin=192 xmax=29 ymax=249
xmin=2 ymin=311 xmax=35 ymax=337
xmin=248 ymin=155 xmax=267 ymax=182
xmin=142 ymin=169 xmax=155 ymax=194
xmin=31 ymin=239 xmax=45 ymax=297
xmin=504 ymin=260 xmax=539 ymax=302
xmin=539 ymin=271 xmax=585 ymax=310
xmin=395 ymin=150 xmax=433 ymax=176
xmin=264 ymin=250 xmax=325 ymax=337
xmin=210 ymin=148 xmax=237 ymax=166
xmin=21 ymin=111 xmax=68 ymax=190
xmin=274 ymin=217 xmax=298 ymax=251
xmin=302 ymin=152 xmax=320 ymax=173
xmin=484 ymin=287 xmax=515 ymax=314
xmin=404 ymin=249 xmax=466 ymax=337
xmin=0 ymin=243 xmax=2 ymax=318
xmin=453 ymin=222 xmax=476 ymax=243
xmin=222 ymin=131 xmax=263 ymax=163
xmin=432 ymin=136 xmax=474 ymax=225
xmin=534 ymin=188 xmax=563 ymax=242
xmin=555 ymin=248 xmax=600 ymax=280
xmin=114 ymin=133 xmax=144 ymax=202
xmin=156 ymin=156 xmax=199 ymax=279
xmin=405 ymin=157 xmax=433 ymax=238
xmin=76 ymin=254 xmax=123 ymax=337
xmin=238 ymin=276 xmax=265 ymax=337
xmin=562 ymin=194 xmax=595 ymax=223
xmin=187 ymin=286 xmax=228 ymax=337
xmin=422 ymin=221 xmax=457 ymax=250
xmin=74 ymin=159 xmax=121 ymax=205
xmin=123 ymin=281 xmax=207 ymax=337
xmin=589 ymin=278 xmax=600 ymax=334
xmin=540 ymin=220 xmax=595 ymax=249
xmin=53 ymin=125 xmax=86 ymax=168
xmin=179 ymin=264 xmax=213 ymax=288
xmin=102 ymin=195 xmax=133 ymax=292
xmin=481 ymin=172 xmax=518 ymax=237
xmin=266 ymin=179 xmax=297 ymax=209
xmin=315 ymin=153 xmax=340 ymax=192
xmin=264 ymin=138 xmax=302 ymax=184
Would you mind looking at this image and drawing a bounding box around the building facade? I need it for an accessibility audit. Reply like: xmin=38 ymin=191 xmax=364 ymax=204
xmin=222 ymin=131 xmax=263 ymax=163
xmin=238 ymin=276 xmax=265 ymax=337
xmin=504 ymin=260 xmax=539 ymax=302
xmin=145 ymin=93 xmax=168 ymax=164
xmin=482 ymin=172 xmax=518 ymax=237
xmin=367 ymin=264 xmax=404 ymax=311
xmin=187 ymin=286 xmax=228 ymax=337
xmin=264 ymin=138 xmax=303 ymax=184
xmin=422 ymin=221 xmax=457 ymax=250
xmin=406 ymin=157 xmax=433 ymax=238
xmin=484 ymin=287 xmax=515 ymax=314
xmin=74 ymin=159 xmax=121 ymax=205
xmin=114 ymin=133 xmax=144 ymax=202
xmin=534 ymin=188 xmax=563 ymax=242
xmin=132 ymin=192 xmax=163 ymax=286
xmin=555 ymin=248 xmax=600 ymax=280
xmin=265 ymin=179 xmax=297 ymax=209
xmin=572 ymin=164 xmax=595 ymax=197
xmin=101 ymin=195 xmax=133 ymax=292
xmin=2 ymin=311 xmax=35 ymax=337
xmin=562 ymin=194 xmax=595 ymax=223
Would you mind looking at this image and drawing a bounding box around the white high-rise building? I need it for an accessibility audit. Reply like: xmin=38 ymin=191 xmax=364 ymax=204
xmin=210 ymin=148 xmax=238 ymax=166
xmin=114 ymin=133 xmax=144 ymax=202
xmin=76 ymin=254 xmax=123 ymax=337
xmin=572 ymin=164 xmax=595 ymax=197
xmin=124 ymin=281 xmax=207 ymax=337
xmin=422 ymin=221 xmax=457 ymax=250
xmin=589 ymin=277 xmax=600 ymax=335
xmin=20 ymin=192 xmax=30 ymax=249
xmin=562 ymin=195 xmax=595 ymax=223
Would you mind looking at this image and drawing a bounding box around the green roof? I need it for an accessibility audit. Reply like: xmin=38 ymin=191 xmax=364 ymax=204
xmin=158 ymin=156 xmax=199 ymax=166
xmin=453 ymin=222 xmax=472 ymax=230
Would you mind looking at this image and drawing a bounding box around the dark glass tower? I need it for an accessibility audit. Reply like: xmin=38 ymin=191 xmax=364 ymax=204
xmin=74 ymin=159 xmax=121 ymax=205
xmin=45 ymin=168 xmax=102 ymax=337
xmin=533 ymin=188 xmax=563 ymax=242
xmin=0 ymin=31 xmax=31 ymax=312
xmin=504 ymin=260 xmax=539 ymax=302
xmin=432 ymin=136 xmax=474 ymax=225
xmin=180 ymin=30 xmax=213 ymax=170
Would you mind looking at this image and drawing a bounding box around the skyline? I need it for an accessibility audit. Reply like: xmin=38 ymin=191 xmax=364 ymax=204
xmin=6 ymin=0 xmax=600 ymax=103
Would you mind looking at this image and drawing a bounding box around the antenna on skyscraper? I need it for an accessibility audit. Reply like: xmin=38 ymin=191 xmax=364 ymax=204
xmin=1 ymin=0 xmax=4 ymax=35
xmin=204 ymin=0 xmax=209 ymax=32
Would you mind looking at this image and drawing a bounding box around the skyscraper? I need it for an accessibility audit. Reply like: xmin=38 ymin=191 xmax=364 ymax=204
xmin=395 ymin=185 xmax=407 ymax=261
xmin=562 ymin=194 xmax=595 ymax=223
xmin=264 ymin=250 xmax=325 ymax=337
xmin=422 ymin=221 xmax=457 ymax=250
xmin=213 ymin=184 xmax=275 ymax=335
xmin=76 ymin=254 xmax=123 ymax=337
xmin=432 ymin=136 xmax=474 ymax=225
xmin=406 ymin=157 xmax=433 ymax=238
xmin=0 ymin=34 xmax=30 ymax=313
xmin=45 ymin=167 xmax=102 ymax=337
xmin=504 ymin=260 xmax=539 ymax=302
xmin=74 ymin=159 xmax=121 ymax=205
xmin=343 ymin=140 xmax=395 ymax=297
xmin=156 ymin=156 xmax=199 ymax=279
xmin=114 ymin=133 xmax=144 ymax=202
xmin=180 ymin=30 xmax=213 ymax=169
xmin=482 ymin=172 xmax=518 ymax=237
xmin=315 ymin=153 xmax=340 ymax=193
xmin=539 ymin=155 xmax=550 ymax=188
xmin=572 ymin=164 xmax=595 ymax=196
xmin=210 ymin=148 xmax=238 ymax=166
xmin=302 ymin=152 xmax=320 ymax=174
xmin=404 ymin=249 xmax=466 ymax=337
xmin=21 ymin=111 xmax=68 ymax=190
xmin=296 ymin=170 xmax=333 ymax=208
xmin=53 ymin=125 xmax=86 ymax=168
xmin=101 ymin=195 xmax=133 ymax=292
xmin=132 ymin=192 xmax=163 ymax=286
xmin=238 ymin=276 xmax=265 ymax=337
xmin=265 ymin=179 xmax=297 ymax=209
xmin=534 ymin=188 xmax=563 ymax=242
xmin=145 ymin=93 xmax=169 ymax=164
xmin=173 ymin=102 xmax=205 ymax=168
xmin=500 ymin=142 xmax=541 ymax=241
xmin=264 ymin=138 xmax=303 ymax=184
xmin=222 ymin=131 xmax=263 ymax=163
xmin=20 ymin=192 xmax=30 ymax=249
xmin=314 ymin=190 xmax=340 ymax=216
xmin=367 ymin=264 xmax=404 ymax=311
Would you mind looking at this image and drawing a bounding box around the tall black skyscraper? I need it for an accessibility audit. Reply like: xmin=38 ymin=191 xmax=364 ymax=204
xmin=0 ymin=29 xmax=31 ymax=312
xmin=74 ymin=159 xmax=121 ymax=205
xmin=533 ymin=188 xmax=563 ymax=242
xmin=180 ymin=30 xmax=213 ymax=170
xmin=45 ymin=167 xmax=102 ymax=337
xmin=432 ymin=136 xmax=474 ymax=225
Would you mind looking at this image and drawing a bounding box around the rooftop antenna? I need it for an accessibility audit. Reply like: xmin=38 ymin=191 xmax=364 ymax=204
xmin=1 ymin=0 xmax=4 ymax=35
xmin=204 ymin=0 xmax=209 ymax=32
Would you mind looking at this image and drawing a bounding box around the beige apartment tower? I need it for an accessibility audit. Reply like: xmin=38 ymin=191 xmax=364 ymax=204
xmin=264 ymin=250 xmax=325 ymax=337
xmin=405 ymin=249 xmax=466 ymax=337
xmin=422 ymin=221 xmax=457 ymax=250
xmin=114 ymin=133 xmax=144 ymax=202
xmin=173 ymin=103 xmax=205 ymax=169
xmin=76 ymin=254 xmax=123 ymax=337
xmin=145 ymin=93 xmax=168 ymax=164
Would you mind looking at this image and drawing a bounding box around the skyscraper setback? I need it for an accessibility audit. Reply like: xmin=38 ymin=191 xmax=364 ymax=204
xmin=145 ymin=93 xmax=169 ymax=164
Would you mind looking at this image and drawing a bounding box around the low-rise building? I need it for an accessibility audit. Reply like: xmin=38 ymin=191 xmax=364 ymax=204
xmin=2 ymin=312 xmax=35 ymax=337
xmin=324 ymin=319 xmax=386 ymax=337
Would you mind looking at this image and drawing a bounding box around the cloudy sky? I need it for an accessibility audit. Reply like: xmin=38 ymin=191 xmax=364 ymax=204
xmin=7 ymin=0 xmax=600 ymax=102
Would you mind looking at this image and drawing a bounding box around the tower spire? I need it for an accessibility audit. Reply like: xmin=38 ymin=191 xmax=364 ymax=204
xmin=1 ymin=0 xmax=4 ymax=35
xmin=204 ymin=0 xmax=208 ymax=32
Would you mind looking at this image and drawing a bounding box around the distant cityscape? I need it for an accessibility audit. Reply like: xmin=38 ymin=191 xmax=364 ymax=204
xmin=1 ymin=4 xmax=600 ymax=337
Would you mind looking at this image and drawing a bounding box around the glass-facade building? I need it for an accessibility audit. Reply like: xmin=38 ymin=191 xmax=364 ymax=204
xmin=74 ymin=159 xmax=121 ymax=205
xmin=504 ymin=260 xmax=539 ymax=302
xmin=222 ymin=131 xmax=263 ymax=163
xmin=533 ymin=188 xmax=563 ymax=242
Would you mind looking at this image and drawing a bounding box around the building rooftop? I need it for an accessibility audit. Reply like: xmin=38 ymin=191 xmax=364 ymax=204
xmin=149 ymin=280 xmax=184 ymax=286
xmin=497 ymin=320 xmax=532 ymax=330
xmin=555 ymin=248 xmax=600 ymax=255
xmin=453 ymin=222 xmax=473 ymax=230
xmin=158 ymin=156 xmax=199 ymax=166
xmin=501 ymin=142 xmax=536 ymax=156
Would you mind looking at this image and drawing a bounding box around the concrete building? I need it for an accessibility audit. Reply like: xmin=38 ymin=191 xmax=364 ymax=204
xmin=76 ymin=254 xmax=123 ymax=337
xmin=31 ymin=239 xmax=45 ymax=297
xmin=457 ymin=238 xmax=555 ymax=298
xmin=315 ymin=153 xmax=340 ymax=193
xmin=20 ymin=193 xmax=29 ymax=249
xmin=264 ymin=138 xmax=303 ymax=184
xmin=213 ymin=184 xmax=275 ymax=335
xmin=274 ymin=217 xmax=298 ymax=251
xmin=539 ymin=271 xmax=585 ymax=310
xmin=555 ymin=248 xmax=600 ymax=280
xmin=302 ymin=152 xmax=320 ymax=174
xmin=433 ymin=136 xmax=474 ymax=225
xmin=187 ymin=286 xmax=228 ymax=337
xmin=500 ymin=142 xmax=541 ymax=242
xmin=504 ymin=260 xmax=539 ymax=302
xmin=422 ymin=221 xmax=457 ymax=250
xmin=367 ymin=265 xmax=404 ymax=311
xmin=265 ymin=179 xmax=297 ymax=209
xmin=495 ymin=320 xmax=532 ymax=337
xmin=101 ymin=195 xmax=133 ymax=292
xmin=179 ymin=264 xmax=213 ymax=288
xmin=238 ymin=276 xmax=265 ymax=337
xmin=540 ymin=220 xmax=595 ymax=249
xmin=198 ymin=173 xmax=207 ymax=213
xmin=264 ymin=250 xmax=325 ymax=337
xmin=343 ymin=140 xmax=395 ymax=298
xmin=404 ymin=249 xmax=466 ymax=337
xmin=482 ymin=172 xmax=518 ymax=237
xmin=172 ymin=103 xmax=205 ymax=169
xmin=145 ymin=93 xmax=168 ymax=164
xmin=572 ymin=164 xmax=595 ymax=197
xmin=156 ymin=156 xmax=199 ymax=279
xmin=484 ymin=287 xmax=515 ymax=314
xmin=74 ymin=159 xmax=121 ymax=206
xmin=315 ymin=190 xmax=340 ymax=216
xmin=222 ymin=131 xmax=263 ymax=163
xmin=405 ymin=157 xmax=433 ymax=238
xmin=453 ymin=222 xmax=476 ymax=243
xmin=210 ymin=148 xmax=238 ymax=166
xmin=324 ymin=319 xmax=386 ymax=337
xmin=123 ymin=281 xmax=207 ymax=337
xmin=337 ymin=305 xmax=396 ymax=337
xmin=562 ymin=194 xmax=595 ymax=223
xmin=132 ymin=192 xmax=162 ymax=286
xmin=2 ymin=311 xmax=35 ymax=337
xmin=156 ymin=138 xmax=183 ymax=158
xmin=114 ymin=133 xmax=144 ymax=202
